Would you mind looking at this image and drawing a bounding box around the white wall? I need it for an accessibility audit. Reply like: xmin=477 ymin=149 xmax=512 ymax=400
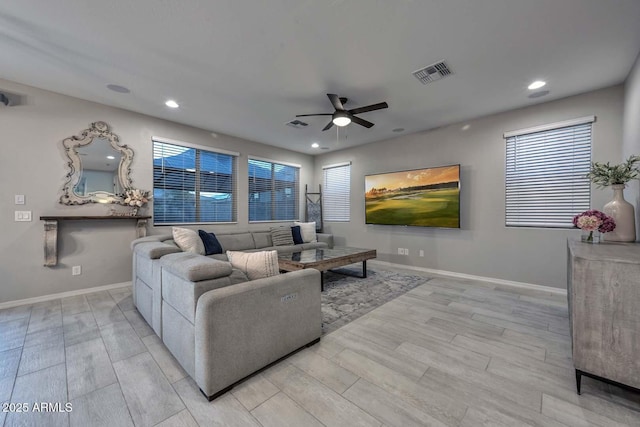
xmin=314 ymin=86 xmax=624 ymax=289
xmin=0 ymin=79 xmax=314 ymax=303
xmin=623 ymin=52 xmax=640 ymax=241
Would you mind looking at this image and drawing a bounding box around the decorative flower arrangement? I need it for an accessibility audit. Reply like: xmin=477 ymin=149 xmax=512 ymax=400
xmin=586 ymin=155 xmax=640 ymax=188
xmin=123 ymin=188 xmax=151 ymax=207
xmin=572 ymin=210 xmax=616 ymax=242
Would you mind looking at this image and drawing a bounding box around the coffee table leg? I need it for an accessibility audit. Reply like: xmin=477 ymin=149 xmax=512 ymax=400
xmin=321 ymin=272 xmax=324 ymax=292
xmin=362 ymin=260 xmax=367 ymax=278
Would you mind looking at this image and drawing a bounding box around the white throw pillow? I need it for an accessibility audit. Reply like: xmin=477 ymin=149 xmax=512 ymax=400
xmin=226 ymin=250 xmax=280 ymax=280
xmin=172 ymin=227 xmax=205 ymax=255
xmin=294 ymin=221 xmax=317 ymax=243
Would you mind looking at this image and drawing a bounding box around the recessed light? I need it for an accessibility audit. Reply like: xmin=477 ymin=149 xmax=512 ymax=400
xmin=106 ymin=84 xmax=130 ymax=93
xmin=392 ymin=128 xmax=405 ymax=133
xmin=165 ymin=100 xmax=179 ymax=108
xmin=528 ymin=80 xmax=546 ymax=90
xmin=461 ymin=124 xmax=470 ymax=131
xmin=311 ymin=143 xmax=319 ymax=148
xmin=106 ymin=155 xmax=115 ymax=160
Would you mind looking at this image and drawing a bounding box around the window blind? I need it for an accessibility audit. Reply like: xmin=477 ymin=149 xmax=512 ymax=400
xmin=505 ymin=120 xmax=592 ymax=228
xmin=323 ymin=162 xmax=351 ymax=222
xmin=248 ymin=158 xmax=299 ymax=222
xmin=153 ymin=140 xmax=237 ymax=224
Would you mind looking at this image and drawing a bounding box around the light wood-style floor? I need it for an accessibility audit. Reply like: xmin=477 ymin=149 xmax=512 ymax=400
xmin=1 ymin=267 xmax=640 ymax=426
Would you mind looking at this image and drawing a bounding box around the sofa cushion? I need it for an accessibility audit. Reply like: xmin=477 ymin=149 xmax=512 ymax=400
xmin=294 ymin=221 xmax=317 ymax=243
xmin=270 ymin=227 xmax=294 ymax=246
xmin=216 ymin=233 xmax=256 ymax=251
xmin=173 ymin=227 xmax=205 ymax=255
xmin=291 ymin=226 xmax=304 ymax=245
xmin=226 ymin=250 xmax=280 ymax=280
xmin=198 ymin=230 xmax=223 ymax=255
xmin=162 ymin=252 xmax=233 ymax=282
xmin=251 ymin=231 xmax=273 ymax=249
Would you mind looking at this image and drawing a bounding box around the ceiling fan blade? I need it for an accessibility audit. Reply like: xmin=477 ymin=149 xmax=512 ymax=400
xmin=322 ymin=121 xmax=335 ymax=131
xmin=349 ymin=115 xmax=375 ymax=128
xmin=348 ymin=102 xmax=389 ymax=115
xmin=327 ymin=94 xmax=345 ymax=111
xmin=295 ymin=113 xmax=333 ymax=117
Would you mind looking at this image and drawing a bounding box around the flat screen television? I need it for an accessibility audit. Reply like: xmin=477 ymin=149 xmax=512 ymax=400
xmin=365 ymin=164 xmax=460 ymax=228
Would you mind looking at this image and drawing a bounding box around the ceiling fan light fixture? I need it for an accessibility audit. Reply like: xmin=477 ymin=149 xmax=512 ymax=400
xmin=332 ymin=111 xmax=351 ymax=127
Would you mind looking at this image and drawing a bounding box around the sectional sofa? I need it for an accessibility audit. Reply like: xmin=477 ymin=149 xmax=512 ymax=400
xmin=130 ymin=228 xmax=333 ymax=399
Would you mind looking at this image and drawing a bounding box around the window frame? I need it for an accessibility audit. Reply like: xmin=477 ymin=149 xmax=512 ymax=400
xmin=152 ymin=136 xmax=238 ymax=226
xmin=248 ymin=156 xmax=300 ymax=223
xmin=322 ymin=161 xmax=351 ymax=222
xmin=503 ymin=116 xmax=594 ymax=229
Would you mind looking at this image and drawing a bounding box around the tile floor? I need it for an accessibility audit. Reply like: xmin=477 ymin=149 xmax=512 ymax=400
xmin=1 ymin=268 xmax=640 ymax=426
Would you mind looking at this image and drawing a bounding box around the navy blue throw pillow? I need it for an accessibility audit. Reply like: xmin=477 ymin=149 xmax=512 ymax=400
xmin=198 ymin=230 xmax=223 ymax=255
xmin=291 ymin=226 xmax=304 ymax=245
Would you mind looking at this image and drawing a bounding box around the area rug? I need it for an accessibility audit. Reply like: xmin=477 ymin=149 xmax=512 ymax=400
xmin=321 ymin=267 xmax=431 ymax=334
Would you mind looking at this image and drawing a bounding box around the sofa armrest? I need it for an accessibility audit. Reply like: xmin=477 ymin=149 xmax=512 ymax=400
xmin=194 ymin=269 xmax=321 ymax=397
xmin=317 ymin=233 xmax=333 ymax=249
xmin=133 ymin=241 xmax=181 ymax=260
xmin=161 ymin=252 xmax=233 ymax=282
xmin=131 ymin=234 xmax=173 ymax=250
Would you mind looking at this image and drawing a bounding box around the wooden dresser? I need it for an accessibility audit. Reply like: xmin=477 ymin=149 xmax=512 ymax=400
xmin=567 ymin=240 xmax=640 ymax=393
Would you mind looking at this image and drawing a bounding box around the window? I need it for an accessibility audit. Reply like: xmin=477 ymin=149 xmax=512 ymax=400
xmin=323 ymin=162 xmax=351 ymax=221
xmin=504 ymin=116 xmax=594 ymax=228
xmin=153 ymin=138 xmax=237 ymax=224
xmin=248 ymin=157 xmax=299 ymax=222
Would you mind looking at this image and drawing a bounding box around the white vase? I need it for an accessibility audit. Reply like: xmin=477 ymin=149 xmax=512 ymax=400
xmin=603 ymin=184 xmax=636 ymax=242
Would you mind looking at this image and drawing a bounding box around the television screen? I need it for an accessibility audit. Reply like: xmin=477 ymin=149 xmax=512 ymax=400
xmin=365 ymin=164 xmax=460 ymax=228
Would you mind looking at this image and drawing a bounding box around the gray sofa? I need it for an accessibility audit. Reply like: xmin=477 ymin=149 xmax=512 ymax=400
xmin=129 ymin=229 xmax=331 ymax=400
xmin=131 ymin=229 xmax=333 ymax=337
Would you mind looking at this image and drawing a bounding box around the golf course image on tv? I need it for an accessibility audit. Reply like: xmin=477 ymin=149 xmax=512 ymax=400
xmin=365 ymin=164 xmax=460 ymax=228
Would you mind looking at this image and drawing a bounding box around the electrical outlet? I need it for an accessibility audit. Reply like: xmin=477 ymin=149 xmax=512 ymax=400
xmin=72 ymin=266 xmax=82 ymax=276
xmin=15 ymin=195 xmax=25 ymax=205
xmin=398 ymin=248 xmax=404 ymax=255
xmin=419 ymin=249 xmax=424 ymax=257
xmin=405 ymin=248 xmax=409 ymax=256
xmin=14 ymin=211 xmax=32 ymax=222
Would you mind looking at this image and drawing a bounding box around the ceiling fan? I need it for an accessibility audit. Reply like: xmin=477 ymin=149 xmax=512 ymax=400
xmin=296 ymin=94 xmax=388 ymax=131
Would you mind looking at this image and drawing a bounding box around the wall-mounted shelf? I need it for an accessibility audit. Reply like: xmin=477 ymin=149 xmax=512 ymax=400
xmin=39 ymin=215 xmax=151 ymax=267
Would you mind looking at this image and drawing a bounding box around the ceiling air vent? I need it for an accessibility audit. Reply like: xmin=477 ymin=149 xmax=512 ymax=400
xmin=285 ymin=119 xmax=309 ymax=129
xmin=412 ymin=61 xmax=453 ymax=85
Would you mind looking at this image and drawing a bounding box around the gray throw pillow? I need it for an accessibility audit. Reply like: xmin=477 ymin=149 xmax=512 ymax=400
xmin=270 ymin=226 xmax=294 ymax=246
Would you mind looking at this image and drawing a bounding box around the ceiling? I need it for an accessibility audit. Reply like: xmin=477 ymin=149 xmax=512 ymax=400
xmin=2 ymin=0 xmax=640 ymax=154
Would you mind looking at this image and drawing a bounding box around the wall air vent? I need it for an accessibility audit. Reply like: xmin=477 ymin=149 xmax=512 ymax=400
xmin=0 ymin=91 xmax=23 ymax=107
xmin=412 ymin=61 xmax=453 ymax=85
xmin=285 ymin=119 xmax=309 ymax=129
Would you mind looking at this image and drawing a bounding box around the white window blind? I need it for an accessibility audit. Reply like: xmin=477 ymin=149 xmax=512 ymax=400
xmin=323 ymin=162 xmax=351 ymax=222
xmin=248 ymin=158 xmax=299 ymax=222
xmin=153 ymin=140 xmax=237 ymax=224
xmin=505 ymin=118 xmax=593 ymax=228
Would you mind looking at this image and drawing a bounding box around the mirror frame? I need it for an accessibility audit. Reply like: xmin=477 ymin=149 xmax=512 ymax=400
xmin=59 ymin=121 xmax=134 ymax=205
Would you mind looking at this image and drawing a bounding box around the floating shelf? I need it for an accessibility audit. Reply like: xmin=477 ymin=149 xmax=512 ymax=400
xmin=39 ymin=215 xmax=151 ymax=267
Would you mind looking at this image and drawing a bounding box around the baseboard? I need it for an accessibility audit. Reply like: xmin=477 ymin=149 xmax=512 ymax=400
xmin=0 ymin=281 xmax=132 ymax=310
xmin=369 ymin=260 xmax=567 ymax=296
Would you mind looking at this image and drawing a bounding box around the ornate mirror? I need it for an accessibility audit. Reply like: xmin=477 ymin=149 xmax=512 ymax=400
xmin=59 ymin=122 xmax=134 ymax=205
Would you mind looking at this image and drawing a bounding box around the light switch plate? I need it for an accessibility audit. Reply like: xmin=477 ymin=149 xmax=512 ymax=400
xmin=15 ymin=211 xmax=32 ymax=222
xmin=15 ymin=195 xmax=25 ymax=205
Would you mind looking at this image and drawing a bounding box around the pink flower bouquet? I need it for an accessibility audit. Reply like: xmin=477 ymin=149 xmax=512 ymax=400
xmin=572 ymin=210 xmax=616 ymax=242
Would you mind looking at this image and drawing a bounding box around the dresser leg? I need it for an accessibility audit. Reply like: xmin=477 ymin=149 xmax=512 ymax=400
xmin=575 ymin=369 xmax=582 ymax=395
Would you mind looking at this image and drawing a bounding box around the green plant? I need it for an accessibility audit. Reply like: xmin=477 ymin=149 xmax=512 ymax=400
xmin=586 ymin=155 xmax=640 ymax=188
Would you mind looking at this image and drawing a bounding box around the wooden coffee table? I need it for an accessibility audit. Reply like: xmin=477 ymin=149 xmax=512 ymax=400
xmin=278 ymin=247 xmax=377 ymax=291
